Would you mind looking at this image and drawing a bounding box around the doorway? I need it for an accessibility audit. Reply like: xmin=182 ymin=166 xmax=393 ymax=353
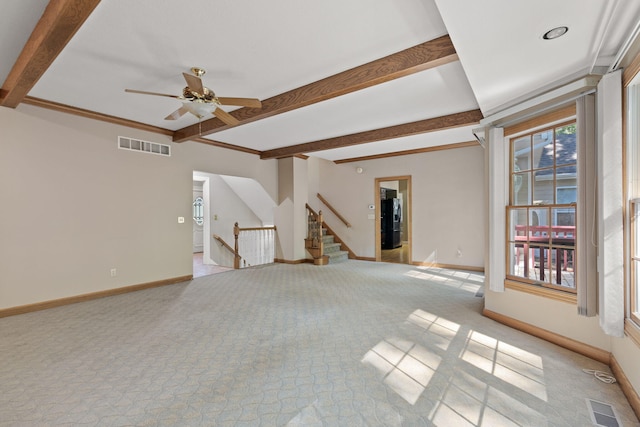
xmin=375 ymin=176 xmax=411 ymax=264
xmin=192 ymin=173 xmax=234 ymax=277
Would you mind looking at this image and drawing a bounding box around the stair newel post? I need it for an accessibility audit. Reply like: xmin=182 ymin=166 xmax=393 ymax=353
xmin=233 ymin=222 xmax=240 ymax=269
xmin=317 ymin=210 xmax=324 ymax=255
xmin=304 ymin=204 xmax=329 ymax=265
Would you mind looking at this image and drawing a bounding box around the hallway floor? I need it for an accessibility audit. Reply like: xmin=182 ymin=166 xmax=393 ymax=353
xmin=381 ymin=243 xmax=410 ymax=264
xmin=193 ymin=252 xmax=232 ymax=278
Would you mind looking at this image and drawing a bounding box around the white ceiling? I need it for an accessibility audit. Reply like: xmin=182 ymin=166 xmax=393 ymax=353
xmin=435 ymin=0 xmax=640 ymax=115
xmin=2 ymin=0 xmax=640 ymax=162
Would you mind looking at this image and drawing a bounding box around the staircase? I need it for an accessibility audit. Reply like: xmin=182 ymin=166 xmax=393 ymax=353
xmin=322 ymin=228 xmax=349 ymax=264
xmin=305 ymin=204 xmax=350 ymax=265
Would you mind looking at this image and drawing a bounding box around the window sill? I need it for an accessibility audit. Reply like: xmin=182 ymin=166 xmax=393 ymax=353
xmin=504 ymin=279 xmax=577 ymax=304
xmin=624 ymin=319 xmax=640 ymax=348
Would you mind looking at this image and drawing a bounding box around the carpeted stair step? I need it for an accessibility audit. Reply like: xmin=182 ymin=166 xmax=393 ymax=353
xmin=316 ymin=228 xmax=348 ymax=263
xmin=323 ymin=242 xmax=342 ymax=254
xmin=326 ymin=250 xmax=349 ymax=263
xmin=322 ymin=234 xmax=336 ymax=245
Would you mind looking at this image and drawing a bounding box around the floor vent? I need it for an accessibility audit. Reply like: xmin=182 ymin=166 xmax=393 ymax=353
xmin=586 ymin=399 xmax=622 ymax=427
xmin=118 ymin=136 xmax=170 ymax=157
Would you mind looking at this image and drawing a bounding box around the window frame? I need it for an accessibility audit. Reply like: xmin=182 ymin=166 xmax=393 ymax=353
xmin=505 ymin=118 xmax=578 ymax=294
xmin=630 ymin=199 xmax=640 ymax=327
xmin=625 ymin=69 xmax=640 ymax=334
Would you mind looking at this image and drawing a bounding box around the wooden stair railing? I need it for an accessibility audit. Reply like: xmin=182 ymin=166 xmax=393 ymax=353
xmin=213 ymin=233 xmax=241 ymax=268
xmin=215 ymin=224 xmax=277 ymax=269
xmin=317 ymin=193 xmax=351 ymax=228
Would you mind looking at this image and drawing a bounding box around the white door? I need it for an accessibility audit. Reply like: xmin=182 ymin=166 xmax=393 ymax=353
xmin=193 ymin=188 xmax=204 ymax=253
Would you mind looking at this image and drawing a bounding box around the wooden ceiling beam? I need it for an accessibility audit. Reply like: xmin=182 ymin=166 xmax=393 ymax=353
xmin=0 ymin=0 xmax=100 ymax=108
xmin=192 ymin=138 xmax=261 ymax=155
xmin=172 ymin=35 xmax=458 ymax=143
xmin=259 ymin=109 xmax=483 ymax=160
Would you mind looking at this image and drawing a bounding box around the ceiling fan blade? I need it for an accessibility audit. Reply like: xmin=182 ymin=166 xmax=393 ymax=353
xmin=213 ymin=107 xmax=240 ymax=126
xmin=217 ymin=97 xmax=262 ymax=108
xmin=164 ymin=105 xmax=190 ymax=120
xmin=183 ymin=72 xmax=205 ymax=94
xmin=125 ymin=89 xmax=181 ymax=99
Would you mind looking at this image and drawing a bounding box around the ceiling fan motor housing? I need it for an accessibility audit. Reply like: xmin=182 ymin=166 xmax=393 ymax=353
xmin=183 ymin=86 xmax=216 ymax=102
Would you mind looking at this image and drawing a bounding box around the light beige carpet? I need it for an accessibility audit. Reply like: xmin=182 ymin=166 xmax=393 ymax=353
xmin=0 ymin=261 xmax=637 ymax=426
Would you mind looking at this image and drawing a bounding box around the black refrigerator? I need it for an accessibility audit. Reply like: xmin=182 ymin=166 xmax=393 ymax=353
xmin=381 ymin=198 xmax=402 ymax=249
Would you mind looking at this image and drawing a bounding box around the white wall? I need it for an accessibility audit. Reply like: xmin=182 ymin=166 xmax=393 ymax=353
xmin=219 ymin=175 xmax=276 ymax=225
xmin=293 ymin=157 xmax=310 ymax=260
xmin=273 ymin=157 xmax=310 ymax=261
xmin=612 ymin=335 xmax=640 ymax=395
xmin=484 ymin=289 xmax=611 ymax=349
xmin=313 ymin=145 xmax=485 ymax=267
xmin=0 ymin=104 xmax=277 ymax=309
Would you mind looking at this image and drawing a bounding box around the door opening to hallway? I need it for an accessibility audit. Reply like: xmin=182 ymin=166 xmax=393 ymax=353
xmin=375 ymin=176 xmax=411 ymax=264
xmin=192 ymin=177 xmax=232 ymax=277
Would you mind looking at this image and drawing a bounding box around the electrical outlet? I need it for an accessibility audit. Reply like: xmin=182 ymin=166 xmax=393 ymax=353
xmin=110 ymin=268 xmax=117 ymax=277
xmin=178 ymin=216 xmax=185 ymax=223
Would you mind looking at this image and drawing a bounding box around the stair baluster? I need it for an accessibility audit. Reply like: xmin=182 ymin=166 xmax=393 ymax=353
xmin=305 ymin=205 xmax=349 ymax=265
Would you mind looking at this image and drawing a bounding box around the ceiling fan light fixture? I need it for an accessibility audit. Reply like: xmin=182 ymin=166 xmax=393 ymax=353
xmin=126 ymin=67 xmax=260 ymax=125
xmin=542 ymin=26 xmax=568 ymax=40
xmin=184 ymin=101 xmax=217 ymax=118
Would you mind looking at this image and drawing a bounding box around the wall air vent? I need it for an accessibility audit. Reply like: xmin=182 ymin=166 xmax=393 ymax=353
xmin=118 ymin=136 xmax=170 ymax=157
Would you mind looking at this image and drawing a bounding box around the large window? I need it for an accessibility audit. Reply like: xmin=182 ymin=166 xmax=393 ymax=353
xmin=627 ymin=78 xmax=640 ymax=329
xmin=631 ymin=200 xmax=640 ymax=325
xmin=506 ymin=121 xmax=577 ymax=293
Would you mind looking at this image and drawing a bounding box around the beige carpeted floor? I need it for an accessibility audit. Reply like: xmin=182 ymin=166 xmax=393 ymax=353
xmin=0 ymin=261 xmax=637 ymax=426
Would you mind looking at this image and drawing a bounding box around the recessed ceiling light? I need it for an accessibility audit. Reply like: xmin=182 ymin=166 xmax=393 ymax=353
xmin=543 ymin=26 xmax=568 ymax=40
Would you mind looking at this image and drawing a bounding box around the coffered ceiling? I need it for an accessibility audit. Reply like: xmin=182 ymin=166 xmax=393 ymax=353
xmin=2 ymin=0 xmax=639 ymax=162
